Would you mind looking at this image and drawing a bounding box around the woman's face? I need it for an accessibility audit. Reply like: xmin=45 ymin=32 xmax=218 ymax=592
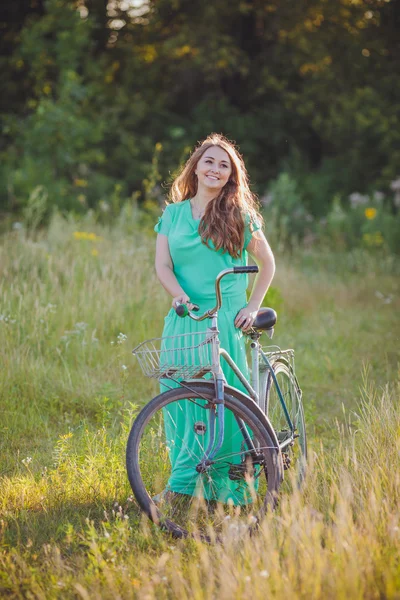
xmin=195 ymin=146 xmax=232 ymax=193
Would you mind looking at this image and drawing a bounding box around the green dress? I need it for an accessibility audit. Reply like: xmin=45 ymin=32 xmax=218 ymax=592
xmin=155 ymin=199 xmax=261 ymax=504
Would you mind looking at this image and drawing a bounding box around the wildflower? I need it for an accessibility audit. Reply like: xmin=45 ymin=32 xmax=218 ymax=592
xmin=260 ymin=570 xmax=269 ymax=578
xmin=73 ymin=231 xmax=103 ymax=242
xmin=22 ymin=456 xmax=32 ymax=465
xmin=364 ymin=207 xmax=377 ymax=220
xmin=99 ymin=200 xmax=110 ymax=213
xmin=349 ymin=192 xmax=368 ymax=208
xmin=121 ymin=364 xmax=128 ymax=371
xmin=391 ymin=177 xmax=400 ymax=207
xmin=73 ymin=178 xmax=88 ymax=187
xmin=375 ymin=291 xmax=393 ymax=304
xmin=0 ymin=314 xmax=15 ymax=324
xmin=363 ymin=232 xmax=383 ymax=247
xmin=91 ymin=248 xmax=99 ymax=256
xmin=373 ymin=191 xmax=384 ymax=203
xmin=117 ymin=332 xmax=128 ymax=344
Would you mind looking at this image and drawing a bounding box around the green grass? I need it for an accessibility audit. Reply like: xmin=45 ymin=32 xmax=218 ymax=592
xmin=0 ymin=213 xmax=399 ymax=598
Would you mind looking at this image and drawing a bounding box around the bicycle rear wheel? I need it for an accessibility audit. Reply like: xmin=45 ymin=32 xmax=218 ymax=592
xmin=265 ymin=360 xmax=307 ymax=488
xmin=126 ymin=383 xmax=282 ymax=541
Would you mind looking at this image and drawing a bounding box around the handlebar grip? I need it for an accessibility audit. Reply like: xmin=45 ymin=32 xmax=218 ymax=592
xmin=233 ymin=266 xmax=259 ymax=274
xmin=176 ymin=304 xmax=188 ymax=317
xmin=175 ymin=303 xmax=200 ymax=317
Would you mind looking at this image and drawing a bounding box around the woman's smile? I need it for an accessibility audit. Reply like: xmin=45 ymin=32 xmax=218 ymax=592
xmin=195 ymin=146 xmax=232 ymax=190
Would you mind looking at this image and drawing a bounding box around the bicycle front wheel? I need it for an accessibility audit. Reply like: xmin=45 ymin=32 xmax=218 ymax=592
xmin=265 ymin=360 xmax=307 ymax=488
xmin=126 ymin=383 xmax=281 ymax=541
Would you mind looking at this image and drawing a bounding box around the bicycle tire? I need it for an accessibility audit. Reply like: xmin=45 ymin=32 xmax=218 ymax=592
xmin=126 ymin=382 xmax=282 ymax=541
xmin=265 ymin=360 xmax=307 ymax=488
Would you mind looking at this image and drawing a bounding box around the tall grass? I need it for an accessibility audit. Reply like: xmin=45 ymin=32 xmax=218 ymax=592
xmin=0 ymin=213 xmax=399 ymax=598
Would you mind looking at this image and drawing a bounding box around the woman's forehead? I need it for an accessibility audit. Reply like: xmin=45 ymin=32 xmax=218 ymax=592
xmin=202 ymin=145 xmax=231 ymax=163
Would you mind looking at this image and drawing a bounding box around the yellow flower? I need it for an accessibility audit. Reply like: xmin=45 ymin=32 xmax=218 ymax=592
xmin=363 ymin=232 xmax=384 ymax=247
xmin=73 ymin=231 xmax=103 ymax=242
xmin=365 ymin=207 xmax=377 ymax=220
xmin=74 ymin=178 xmax=88 ymax=187
xmin=91 ymin=248 xmax=99 ymax=256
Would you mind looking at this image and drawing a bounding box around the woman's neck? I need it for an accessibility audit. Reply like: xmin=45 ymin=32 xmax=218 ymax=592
xmin=191 ymin=189 xmax=217 ymax=209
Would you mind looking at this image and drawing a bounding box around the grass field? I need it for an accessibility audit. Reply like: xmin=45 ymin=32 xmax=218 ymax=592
xmin=0 ymin=212 xmax=399 ymax=598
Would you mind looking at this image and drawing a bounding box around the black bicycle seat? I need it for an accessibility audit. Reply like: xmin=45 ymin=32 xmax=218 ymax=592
xmin=252 ymin=307 xmax=277 ymax=331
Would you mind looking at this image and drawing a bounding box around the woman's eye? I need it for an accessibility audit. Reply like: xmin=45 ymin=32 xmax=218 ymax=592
xmin=205 ymin=160 xmax=212 ymax=164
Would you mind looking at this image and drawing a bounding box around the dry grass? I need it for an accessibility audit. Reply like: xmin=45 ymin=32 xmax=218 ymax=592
xmin=0 ymin=212 xmax=399 ymax=598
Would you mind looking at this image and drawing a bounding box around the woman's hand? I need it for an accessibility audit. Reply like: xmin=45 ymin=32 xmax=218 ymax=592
xmin=234 ymin=305 xmax=259 ymax=331
xmin=172 ymin=294 xmax=194 ymax=311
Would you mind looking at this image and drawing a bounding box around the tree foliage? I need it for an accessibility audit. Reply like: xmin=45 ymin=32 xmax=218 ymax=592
xmin=0 ymin=0 xmax=399 ymax=218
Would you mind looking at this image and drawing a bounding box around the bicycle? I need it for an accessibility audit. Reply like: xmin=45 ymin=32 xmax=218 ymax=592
xmin=126 ymin=266 xmax=307 ymax=541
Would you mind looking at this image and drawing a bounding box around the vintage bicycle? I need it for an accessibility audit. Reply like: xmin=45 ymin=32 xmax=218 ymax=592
xmin=126 ymin=266 xmax=307 ymax=540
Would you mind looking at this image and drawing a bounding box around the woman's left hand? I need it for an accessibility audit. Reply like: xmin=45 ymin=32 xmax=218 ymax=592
xmin=234 ymin=305 xmax=258 ymax=331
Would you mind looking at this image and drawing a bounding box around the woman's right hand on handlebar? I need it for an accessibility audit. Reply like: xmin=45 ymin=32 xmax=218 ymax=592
xmin=172 ymin=294 xmax=194 ymax=311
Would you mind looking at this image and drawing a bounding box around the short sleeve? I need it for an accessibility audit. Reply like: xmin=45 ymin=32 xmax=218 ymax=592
xmin=154 ymin=204 xmax=173 ymax=235
xmin=244 ymin=214 xmax=262 ymax=249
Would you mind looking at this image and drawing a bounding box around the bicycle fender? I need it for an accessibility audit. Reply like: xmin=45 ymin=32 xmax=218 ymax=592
xmin=181 ymin=379 xmax=284 ymax=479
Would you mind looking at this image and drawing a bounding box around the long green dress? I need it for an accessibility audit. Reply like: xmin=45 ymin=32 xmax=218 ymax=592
xmin=155 ymin=199 xmax=261 ymax=504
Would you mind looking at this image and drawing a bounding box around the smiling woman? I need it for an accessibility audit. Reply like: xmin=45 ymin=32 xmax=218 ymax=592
xmin=152 ymin=133 xmax=276 ymax=503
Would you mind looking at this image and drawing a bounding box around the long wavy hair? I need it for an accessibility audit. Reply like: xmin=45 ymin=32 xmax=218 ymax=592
xmin=168 ymin=133 xmax=263 ymax=258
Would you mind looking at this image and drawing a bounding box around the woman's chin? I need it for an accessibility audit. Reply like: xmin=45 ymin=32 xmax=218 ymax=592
xmin=200 ymin=181 xmax=224 ymax=192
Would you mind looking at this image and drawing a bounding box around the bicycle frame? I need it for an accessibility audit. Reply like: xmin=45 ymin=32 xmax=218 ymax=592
xmin=177 ymin=268 xmax=298 ymax=470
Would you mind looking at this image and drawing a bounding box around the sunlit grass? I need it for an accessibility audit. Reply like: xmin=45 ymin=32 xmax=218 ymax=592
xmin=0 ymin=212 xmax=399 ymax=597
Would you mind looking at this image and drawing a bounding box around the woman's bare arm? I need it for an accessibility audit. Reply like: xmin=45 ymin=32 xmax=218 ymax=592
xmin=234 ymin=231 xmax=275 ymax=329
xmin=155 ymin=234 xmax=192 ymax=307
xmin=246 ymin=231 xmax=275 ymax=310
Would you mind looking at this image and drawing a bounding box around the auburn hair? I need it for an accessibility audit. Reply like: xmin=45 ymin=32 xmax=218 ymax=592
xmin=168 ymin=133 xmax=263 ymax=258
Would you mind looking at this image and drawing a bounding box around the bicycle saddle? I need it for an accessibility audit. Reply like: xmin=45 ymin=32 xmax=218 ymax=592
xmin=253 ymin=307 xmax=277 ymax=331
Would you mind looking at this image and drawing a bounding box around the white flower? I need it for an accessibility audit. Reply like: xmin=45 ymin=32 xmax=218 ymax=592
xmin=22 ymin=456 xmax=32 ymax=465
xmin=349 ymin=192 xmax=369 ymax=209
xmin=117 ymin=332 xmax=128 ymax=344
xmin=121 ymin=364 xmax=128 ymax=371
xmin=260 ymin=570 xmax=269 ymax=578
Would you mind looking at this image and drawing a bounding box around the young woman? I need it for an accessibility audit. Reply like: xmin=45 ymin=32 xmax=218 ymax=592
xmin=154 ymin=133 xmax=275 ymax=504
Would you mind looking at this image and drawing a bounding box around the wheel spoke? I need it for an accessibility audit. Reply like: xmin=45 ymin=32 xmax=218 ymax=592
xmin=126 ymin=385 xmax=280 ymax=539
xmin=265 ymin=361 xmax=307 ymax=489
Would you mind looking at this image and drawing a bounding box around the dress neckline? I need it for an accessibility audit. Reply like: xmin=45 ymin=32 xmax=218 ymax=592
xmin=187 ymin=199 xmax=201 ymax=223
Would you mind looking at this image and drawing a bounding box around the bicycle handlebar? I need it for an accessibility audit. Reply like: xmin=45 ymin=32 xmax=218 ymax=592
xmin=175 ymin=302 xmax=200 ymax=317
xmin=233 ymin=266 xmax=259 ymax=274
xmin=174 ymin=266 xmax=259 ymax=321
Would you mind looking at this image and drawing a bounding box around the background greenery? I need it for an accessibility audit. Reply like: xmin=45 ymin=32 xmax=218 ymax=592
xmin=1 ymin=0 xmax=400 ymax=251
